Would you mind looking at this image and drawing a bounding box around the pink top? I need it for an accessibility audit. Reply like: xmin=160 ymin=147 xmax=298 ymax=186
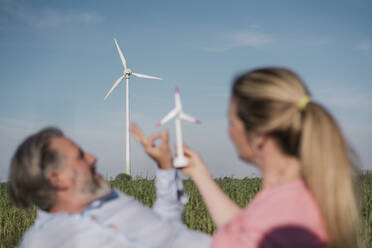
xmin=212 ymin=179 xmax=328 ymax=248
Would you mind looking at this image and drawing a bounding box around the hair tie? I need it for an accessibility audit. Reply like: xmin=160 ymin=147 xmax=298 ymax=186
xmin=298 ymin=95 xmax=311 ymax=111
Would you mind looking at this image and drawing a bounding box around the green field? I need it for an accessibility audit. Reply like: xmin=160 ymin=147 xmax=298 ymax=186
xmin=1 ymin=174 xmax=371 ymax=248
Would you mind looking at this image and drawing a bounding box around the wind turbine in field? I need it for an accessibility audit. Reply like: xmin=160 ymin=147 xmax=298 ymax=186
xmin=104 ymin=38 xmax=163 ymax=175
xmin=156 ymin=88 xmax=201 ymax=168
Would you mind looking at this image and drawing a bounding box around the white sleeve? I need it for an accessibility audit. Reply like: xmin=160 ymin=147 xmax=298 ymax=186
xmin=152 ymin=168 xmax=188 ymax=221
xmin=18 ymin=214 xmax=131 ymax=248
xmin=150 ymin=168 xmax=212 ymax=248
xmin=95 ymin=190 xmax=212 ymax=248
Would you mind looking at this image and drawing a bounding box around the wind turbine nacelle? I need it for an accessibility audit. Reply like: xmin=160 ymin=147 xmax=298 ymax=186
xmin=125 ymin=69 xmax=132 ymax=75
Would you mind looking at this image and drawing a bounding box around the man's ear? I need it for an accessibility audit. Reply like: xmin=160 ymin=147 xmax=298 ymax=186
xmin=47 ymin=171 xmax=60 ymax=187
xmin=47 ymin=170 xmax=69 ymax=190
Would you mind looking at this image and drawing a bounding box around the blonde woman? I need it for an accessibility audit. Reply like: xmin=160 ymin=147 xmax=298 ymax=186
xmin=132 ymin=67 xmax=362 ymax=248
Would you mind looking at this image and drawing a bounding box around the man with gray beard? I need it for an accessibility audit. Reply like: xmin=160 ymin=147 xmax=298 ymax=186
xmin=9 ymin=126 xmax=211 ymax=248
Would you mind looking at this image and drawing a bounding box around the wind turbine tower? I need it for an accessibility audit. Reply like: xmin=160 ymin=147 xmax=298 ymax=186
xmin=104 ymin=38 xmax=162 ymax=175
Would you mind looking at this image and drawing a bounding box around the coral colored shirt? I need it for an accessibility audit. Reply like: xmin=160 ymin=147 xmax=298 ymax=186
xmin=212 ymin=179 xmax=328 ymax=248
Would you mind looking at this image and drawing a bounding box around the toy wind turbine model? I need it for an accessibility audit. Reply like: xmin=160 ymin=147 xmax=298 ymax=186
xmin=104 ymin=38 xmax=163 ymax=175
xmin=156 ymin=88 xmax=201 ymax=168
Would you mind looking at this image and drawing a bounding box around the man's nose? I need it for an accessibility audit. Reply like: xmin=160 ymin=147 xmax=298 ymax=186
xmin=85 ymin=152 xmax=97 ymax=165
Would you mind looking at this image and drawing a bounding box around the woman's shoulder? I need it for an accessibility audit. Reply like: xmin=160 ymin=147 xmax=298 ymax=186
xmin=243 ymin=179 xmax=320 ymax=219
xmin=240 ymin=179 xmax=328 ymax=240
xmin=248 ymin=179 xmax=318 ymax=215
xmin=212 ymin=179 xmax=328 ymax=248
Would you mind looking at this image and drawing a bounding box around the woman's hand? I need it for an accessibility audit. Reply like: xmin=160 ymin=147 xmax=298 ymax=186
xmin=130 ymin=122 xmax=173 ymax=170
xmin=180 ymin=144 xmax=209 ymax=179
xmin=180 ymin=144 xmax=241 ymax=227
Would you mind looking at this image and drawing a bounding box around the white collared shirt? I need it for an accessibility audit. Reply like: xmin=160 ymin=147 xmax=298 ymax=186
xmin=19 ymin=169 xmax=211 ymax=248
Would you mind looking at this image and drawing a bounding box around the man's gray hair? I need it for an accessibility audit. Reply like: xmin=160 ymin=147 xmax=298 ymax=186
xmin=8 ymin=127 xmax=64 ymax=211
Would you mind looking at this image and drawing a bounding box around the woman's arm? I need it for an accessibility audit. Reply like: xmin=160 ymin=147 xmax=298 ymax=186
xmin=181 ymin=145 xmax=241 ymax=228
xmin=130 ymin=122 xmax=241 ymax=228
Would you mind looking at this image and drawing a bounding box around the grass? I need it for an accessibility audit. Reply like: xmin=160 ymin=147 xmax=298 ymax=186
xmin=0 ymin=174 xmax=371 ymax=248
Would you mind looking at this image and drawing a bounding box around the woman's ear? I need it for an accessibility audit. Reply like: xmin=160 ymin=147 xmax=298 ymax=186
xmin=251 ymin=133 xmax=268 ymax=152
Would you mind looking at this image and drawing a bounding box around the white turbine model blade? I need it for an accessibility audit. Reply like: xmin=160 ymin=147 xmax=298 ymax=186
xmin=132 ymin=72 xmax=162 ymax=80
xmin=114 ymin=38 xmax=127 ymax=71
xmin=156 ymin=107 xmax=180 ymax=127
xmin=104 ymin=75 xmax=125 ymax=100
xmin=180 ymin=112 xmax=201 ymax=124
xmin=175 ymin=87 xmax=182 ymax=109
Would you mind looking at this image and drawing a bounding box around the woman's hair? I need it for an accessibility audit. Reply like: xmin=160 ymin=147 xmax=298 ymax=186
xmin=8 ymin=127 xmax=64 ymax=211
xmin=232 ymin=67 xmax=362 ymax=248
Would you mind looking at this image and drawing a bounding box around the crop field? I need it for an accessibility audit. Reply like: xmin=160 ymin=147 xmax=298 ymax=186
xmin=1 ymin=174 xmax=371 ymax=248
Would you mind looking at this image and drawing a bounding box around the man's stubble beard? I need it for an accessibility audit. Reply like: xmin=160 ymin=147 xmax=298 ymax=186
xmin=76 ymin=165 xmax=112 ymax=203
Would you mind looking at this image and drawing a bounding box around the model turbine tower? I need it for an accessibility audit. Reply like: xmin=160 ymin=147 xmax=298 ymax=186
xmin=104 ymin=38 xmax=162 ymax=175
xmin=156 ymin=88 xmax=201 ymax=168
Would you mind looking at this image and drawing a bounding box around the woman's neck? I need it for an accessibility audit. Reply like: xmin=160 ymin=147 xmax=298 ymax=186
xmin=259 ymin=140 xmax=302 ymax=190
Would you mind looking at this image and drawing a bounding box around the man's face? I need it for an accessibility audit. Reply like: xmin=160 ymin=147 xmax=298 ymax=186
xmin=49 ymin=137 xmax=111 ymax=203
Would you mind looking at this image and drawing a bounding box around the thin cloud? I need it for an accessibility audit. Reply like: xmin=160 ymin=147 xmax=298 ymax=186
xmin=324 ymin=93 xmax=372 ymax=113
xmin=248 ymin=24 xmax=260 ymax=30
xmin=355 ymin=42 xmax=370 ymax=52
xmin=0 ymin=0 xmax=103 ymax=29
xmin=204 ymin=30 xmax=273 ymax=52
xmin=303 ymin=36 xmax=330 ymax=46
xmin=317 ymin=87 xmax=372 ymax=114
xmin=34 ymin=9 xmax=104 ymax=29
xmin=234 ymin=31 xmax=272 ymax=47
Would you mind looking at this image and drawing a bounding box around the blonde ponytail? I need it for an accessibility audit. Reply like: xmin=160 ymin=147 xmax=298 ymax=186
xmin=301 ymin=102 xmax=362 ymax=248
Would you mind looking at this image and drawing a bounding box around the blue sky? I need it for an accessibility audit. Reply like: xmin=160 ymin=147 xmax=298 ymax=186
xmin=0 ymin=0 xmax=371 ymax=181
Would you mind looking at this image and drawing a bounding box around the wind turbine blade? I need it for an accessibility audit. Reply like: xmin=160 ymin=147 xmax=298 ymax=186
xmin=114 ymin=38 xmax=127 ymax=71
xmin=104 ymin=75 xmax=125 ymax=100
xmin=175 ymin=87 xmax=182 ymax=109
xmin=156 ymin=107 xmax=180 ymax=127
xmin=132 ymin=72 xmax=163 ymax=80
xmin=180 ymin=112 xmax=201 ymax=124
